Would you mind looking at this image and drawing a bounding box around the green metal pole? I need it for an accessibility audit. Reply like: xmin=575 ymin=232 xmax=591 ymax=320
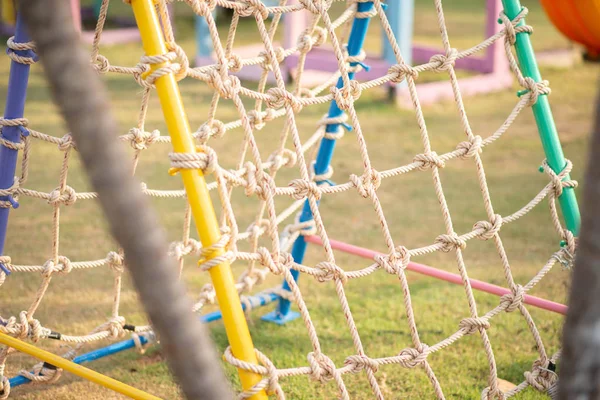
xmin=501 ymin=0 xmax=581 ymax=236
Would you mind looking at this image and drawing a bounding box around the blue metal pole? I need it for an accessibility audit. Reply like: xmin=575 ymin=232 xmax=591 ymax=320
xmin=0 ymin=12 xmax=35 ymax=276
xmin=9 ymin=335 xmax=151 ymax=388
xmin=382 ymin=0 xmax=413 ymax=91
xmin=7 ymin=290 xmax=278 ymax=389
xmin=195 ymin=12 xmax=214 ymax=61
xmin=262 ymin=2 xmax=375 ymax=325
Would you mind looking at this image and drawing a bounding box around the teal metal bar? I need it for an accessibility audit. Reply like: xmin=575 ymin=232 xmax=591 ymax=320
xmin=501 ymin=0 xmax=580 ymax=236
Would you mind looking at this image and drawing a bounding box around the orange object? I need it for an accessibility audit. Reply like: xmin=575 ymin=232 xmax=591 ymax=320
xmin=540 ymin=0 xmax=600 ymax=57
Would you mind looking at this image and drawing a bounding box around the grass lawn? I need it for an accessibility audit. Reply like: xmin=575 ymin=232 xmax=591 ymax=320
xmin=0 ymin=0 xmax=597 ymax=399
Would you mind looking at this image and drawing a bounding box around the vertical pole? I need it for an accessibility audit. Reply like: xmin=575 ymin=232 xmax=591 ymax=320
xmin=263 ymin=1 xmax=375 ymax=324
xmin=71 ymin=0 xmax=82 ymax=34
xmin=0 ymin=11 xmax=33 ymax=274
xmin=382 ymin=0 xmax=413 ymax=89
xmin=129 ymin=1 xmax=266 ymax=398
xmin=501 ymin=0 xmax=581 ymax=235
xmin=195 ymin=11 xmax=214 ymax=61
xmin=484 ymin=0 xmax=508 ymax=74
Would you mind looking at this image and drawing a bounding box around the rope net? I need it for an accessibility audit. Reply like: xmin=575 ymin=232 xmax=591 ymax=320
xmin=0 ymin=0 xmax=577 ymax=398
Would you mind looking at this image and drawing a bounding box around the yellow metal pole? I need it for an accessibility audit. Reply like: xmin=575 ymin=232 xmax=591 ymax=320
xmin=0 ymin=332 xmax=160 ymax=400
xmin=128 ymin=1 xmax=267 ymax=398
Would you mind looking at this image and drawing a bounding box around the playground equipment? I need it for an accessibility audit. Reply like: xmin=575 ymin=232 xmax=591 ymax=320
xmin=195 ymin=0 xmax=513 ymax=104
xmin=540 ymin=0 xmax=600 ymax=60
xmin=0 ymin=0 xmax=580 ymax=398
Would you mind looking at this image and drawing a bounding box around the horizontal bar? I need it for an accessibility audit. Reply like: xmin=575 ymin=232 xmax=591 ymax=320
xmin=8 ymin=290 xmax=279 ymax=389
xmin=305 ymin=235 xmax=567 ymax=315
xmin=0 ymin=332 xmax=160 ymax=400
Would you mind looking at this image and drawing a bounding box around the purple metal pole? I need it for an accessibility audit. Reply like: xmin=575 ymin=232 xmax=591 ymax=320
xmin=0 ymin=11 xmax=35 ymax=274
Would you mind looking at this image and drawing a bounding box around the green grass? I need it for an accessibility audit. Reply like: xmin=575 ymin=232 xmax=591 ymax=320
xmin=0 ymin=0 xmax=596 ymax=399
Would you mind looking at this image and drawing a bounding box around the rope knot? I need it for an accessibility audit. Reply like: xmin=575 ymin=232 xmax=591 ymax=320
xmin=107 ymin=316 xmax=126 ymax=338
xmin=522 ymin=77 xmax=551 ymax=106
xmin=429 ymin=48 xmax=458 ymax=72
xmin=473 ymin=214 xmax=503 ymax=240
xmin=248 ymin=108 xmax=275 ymax=130
xmin=92 ymin=54 xmax=110 ymax=74
xmin=388 ymin=63 xmax=419 ymax=83
xmin=207 ymin=71 xmax=240 ymax=99
xmin=106 ymin=251 xmax=125 ymax=273
xmin=331 ymin=80 xmax=361 ymax=110
xmin=289 ymin=179 xmax=322 ymax=201
xmin=258 ymin=47 xmax=285 ymax=71
xmin=169 ymin=146 xmax=218 ymax=175
xmin=435 ymin=233 xmax=466 ymax=252
xmin=57 ymin=133 xmax=76 ymax=151
xmin=349 ymin=169 xmax=381 ymax=198
xmin=398 ymin=344 xmax=429 ymax=368
xmin=414 ymin=151 xmax=445 ymax=170
xmin=257 ymin=247 xmax=290 ymax=275
xmin=500 ymin=284 xmax=524 ymax=312
xmin=42 ymin=256 xmax=72 ymax=277
xmin=239 ymin=0 xmax=270 ymax=19
xmin=344 ymin=355 xmax=379 ymax=373
xmin=266 ymin=88 xmax=303 ymax=112
xmin=316 ymin=261 xmax=347 ymax=284
xmin=127 ymin=128 xmax=159 ymax=150
xmin=227 ymin=53 xmax=243 ymax=73
xmin=298 ymin=0 xmax=327 ymax=15
xmin=196 ymin=119 xmax=225 ymax=142
xmin=48 ymin=185 xmax=77 ymax=206
xmin=267 ymin=148 xmax=297 ymax=170
xmin=297 ymin=34 xmax=315 ymax=53
xmin=524 ymin=359 xmax=558 ymax=392
xmin=456 ymin=135 xmax=483 ymax=159
xmin=499 ymin=8 xmax=531 ymax=45
xmin=376 ymin=246 xmax=410 ymax=275
xmin=307 ymin=352 xmax=338 ymax=383
xmin=312 ymin=27 xmax=327 ymax=47
xmin=459 ymin=317 xmax=491 ymax=335
xmin=541 ymin=159 xmax=576 ymax=198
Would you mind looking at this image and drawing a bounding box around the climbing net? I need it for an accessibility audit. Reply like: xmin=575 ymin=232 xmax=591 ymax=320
xmin=0 ymin=0 xmax=578 ymax=398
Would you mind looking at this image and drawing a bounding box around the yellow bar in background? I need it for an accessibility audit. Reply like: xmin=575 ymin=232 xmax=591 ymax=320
xmin=0 ymin=332 xmax=160 ymax=400
xmin=129 ymin=1 xmax=267 ymax=398
xmin=1 ymin=0 xmax=16 ymax=25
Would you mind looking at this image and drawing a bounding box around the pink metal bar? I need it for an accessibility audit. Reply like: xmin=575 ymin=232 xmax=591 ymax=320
xmin=304 ymin=235 xmax=568 ymax=315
